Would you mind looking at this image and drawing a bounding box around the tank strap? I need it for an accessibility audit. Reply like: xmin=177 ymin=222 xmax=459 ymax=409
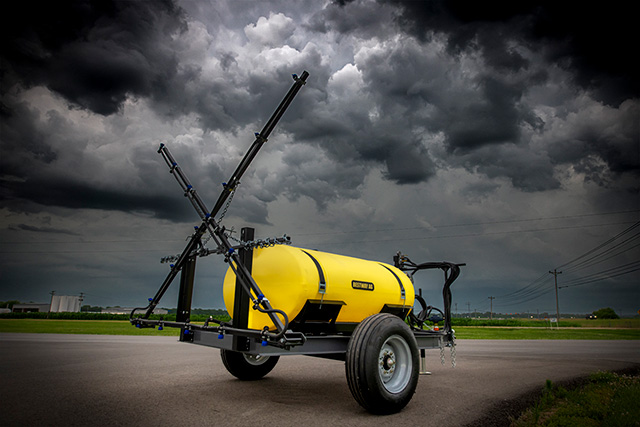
xmin=301 ymin=250 xmax=327 ymax=296
xmin=379 ymin=264 xmax=406 ymax=302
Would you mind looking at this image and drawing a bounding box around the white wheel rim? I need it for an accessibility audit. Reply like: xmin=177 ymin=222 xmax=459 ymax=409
xmin=378 ymin=334 xmax=412 ymax=393
xmin=243 ymin=354 xmax=270 ymax=366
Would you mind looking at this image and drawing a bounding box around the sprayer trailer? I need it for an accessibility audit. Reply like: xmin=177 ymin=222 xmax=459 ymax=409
xmin=130 ymin=71 xmax=464 ymax=414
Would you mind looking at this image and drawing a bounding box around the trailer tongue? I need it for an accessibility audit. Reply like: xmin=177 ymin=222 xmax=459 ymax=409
xmin=130 ymin=71 xmax=464 ymax=414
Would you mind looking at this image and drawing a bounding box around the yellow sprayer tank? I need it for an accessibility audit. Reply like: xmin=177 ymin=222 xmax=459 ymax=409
xmin=223 ymin=245 xmax=414 ymax=331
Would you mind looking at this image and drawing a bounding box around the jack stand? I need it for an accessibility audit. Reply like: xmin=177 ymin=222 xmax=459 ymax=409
xmin=419 ymin=349 xmax=432 ymax=375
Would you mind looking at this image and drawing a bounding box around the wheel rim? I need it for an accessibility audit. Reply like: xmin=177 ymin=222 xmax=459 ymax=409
xmin=243 ymin=354 xmax=270 ymax=366
xmin=378 ymin=334 xmax=412 ymax=394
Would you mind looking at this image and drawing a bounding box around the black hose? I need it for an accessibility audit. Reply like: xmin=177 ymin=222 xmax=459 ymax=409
xmin=253 ymin=303 xmax=290 ymax=340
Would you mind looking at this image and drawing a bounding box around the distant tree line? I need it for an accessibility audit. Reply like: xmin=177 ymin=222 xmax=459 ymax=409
xmin=592 ymin=307 xmax=620 ymax=319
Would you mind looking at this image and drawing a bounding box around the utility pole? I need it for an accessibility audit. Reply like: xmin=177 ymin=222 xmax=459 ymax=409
xmin=466 ymin=302 xmax=471 ymax=317
xmin=488 ymin=296 xmax=495 ymax=320
xmin=549 ymin=269 xmax=562 ymax=322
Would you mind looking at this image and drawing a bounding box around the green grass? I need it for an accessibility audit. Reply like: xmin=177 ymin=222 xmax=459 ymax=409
xmin=454 ymin=327 xmax=640 ymax=340
xmin=450 ymin=318 xmax=640 ymax=328
xmin=451 ymin=318 xmax=581 ymax=328
xmin=0 ymin=319 xmax=180 ymax=336
xmin=567 ymin=318 xmax=640 ymax=329
xmin=511 ymin=371 xmax=640 ymax=426
xmin=1 ymin=319 xmax=639 ymax=339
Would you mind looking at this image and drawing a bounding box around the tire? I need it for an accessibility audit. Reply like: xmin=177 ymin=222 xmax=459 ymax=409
xmin=220 ymin=349 xmax=279 ymax=381
xmin=346 ymin=313 xmax=419 ymax=414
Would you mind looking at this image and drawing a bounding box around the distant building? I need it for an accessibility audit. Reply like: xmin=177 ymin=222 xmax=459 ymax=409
xmin=12 ymin=303 xmax=51 ymax=313
xmin=102 ymin=307 xmax=168 ymax=315
xmin=50 ymin=295 xmax=82 ymax=313
xmin=11 ymin=295 xmax=83 ymax=313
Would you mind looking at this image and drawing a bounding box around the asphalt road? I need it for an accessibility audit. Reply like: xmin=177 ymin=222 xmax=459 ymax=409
xmin=1 ymin=333 xmax=638 ymax=426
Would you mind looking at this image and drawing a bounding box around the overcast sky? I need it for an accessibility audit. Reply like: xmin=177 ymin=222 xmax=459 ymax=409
xmin=1 ymin=0 xmax=638 ymax=316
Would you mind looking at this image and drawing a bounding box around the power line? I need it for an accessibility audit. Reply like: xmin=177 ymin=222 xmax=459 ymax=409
xmin=563 ymin=240 xmax=640 ymax=274
xmin=497 ymin=280 xmax=555 ymax=305
xmin=491 ymin=221 xmax=640 ymax=310
xmin=561 ymin=233 xmax=640 ymax=274
xmin=558 ymin=268 xmax=640 ymax=289
xmin=558 ymin=261 xmax=640 ymax=289
xmin=498 ymin=272 xmax=550 ymax=299
xmin=561 ymin=260 xmax=640 ymax=284
xmin=555 ymin=221 xmax=640 ymax=270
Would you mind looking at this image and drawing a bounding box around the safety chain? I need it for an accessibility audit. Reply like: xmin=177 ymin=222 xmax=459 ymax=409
xmin=218 ymin=182 xmax=240 ymax=223
xmin=159 ymin=234 xmax=291 ymax=264
xmin=160 ymin=254 xmax=181 ymax=264
xmin=450 ymin=338 xmax=457 ymax=368
xmin=439 ymin=338 xmax=446 ymax=365
xmin=237 ymin=235 xmax=292 ymax=250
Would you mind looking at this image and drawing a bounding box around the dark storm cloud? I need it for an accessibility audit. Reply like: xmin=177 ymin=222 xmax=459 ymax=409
xmin=546 ymin=100 xmax=640 ymax=189
xmin=0 ymin=92 xmax=178 ymax=220
xmin=2 ymin=0 xmax=273 ymax=133
xmin=0 ymin=100 xmax=58 ymax=175
xmin=1 ymin=175 xmax=192 ymax=222
xmin=2 ymin=0 xmax=273 ymax=221
xmin=311 ymin=0 xmax=638 ymax=193
xmin=10 ymin=224 xmax=81 ymax=236
xmin=307 ymin=0 xmax=397 ymax=38
xmin=2 ymin=0 xmax=188 ymax=116
xmin=302 ymin=1 xmax=546 ymax=190
xmin=0 ymin=89 xmax=226 ymax=222
xmin=2 ymin=0 xmax=637 ymax=222
xmin=458 ymin=145 xmax=561 ymax=192
xmin=434 ymin=76 xmax=527 ymax=152
xmin=290 ymin=112 xmax=436 ymax=186
xmin=388 ymin=0 xmax=638 ymax=106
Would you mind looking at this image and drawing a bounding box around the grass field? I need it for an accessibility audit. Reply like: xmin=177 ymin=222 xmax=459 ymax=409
xmin=454 ymin=326 xmax=640 ymax=340
xmin=512 ymin=371 xmax=640 ymax=426
xmin=0 ymin=319 xmax=180 ymax=336
xmin=562 ymin=318 xmax=640 ymax=329
xmin=1 ymin=319 xmax=639 ymax=339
